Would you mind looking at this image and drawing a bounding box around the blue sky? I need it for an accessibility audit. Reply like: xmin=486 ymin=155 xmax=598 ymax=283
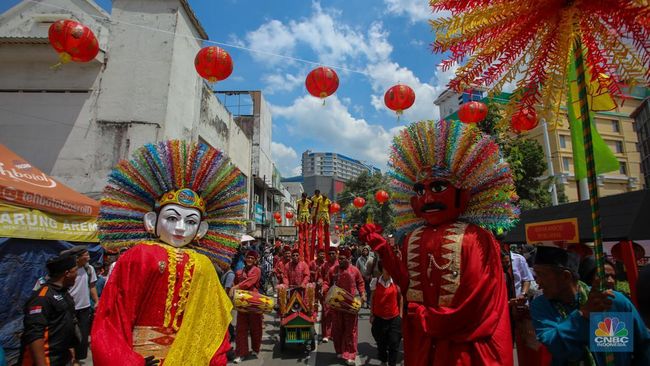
xmin=3 ymin=0 xmax=458 ymax=177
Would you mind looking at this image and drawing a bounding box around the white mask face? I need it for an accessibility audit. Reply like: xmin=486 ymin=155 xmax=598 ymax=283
xmin=145 ymin=204 xmax=206 ymax=248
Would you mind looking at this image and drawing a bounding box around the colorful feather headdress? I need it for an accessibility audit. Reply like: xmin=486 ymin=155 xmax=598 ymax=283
xmin=99 ymin=140 xmax=247 ymax=270
xmin=389 ymin=120 xmax=519 ymax=238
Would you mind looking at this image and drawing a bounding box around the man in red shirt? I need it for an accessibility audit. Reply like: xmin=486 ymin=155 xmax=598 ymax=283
xmin=231 ymin=250 xmax=262 ymax=364
xmin=283 ymin=248 xmax=310 ymax=288
xmin=320 ymin=247 xmax=339 ymax=343
xmin=370 ymin=263 xmax=402 ymax=366
xmin=323 ymin=247 xmax=366 ymax=365
xmin=309 ymin=248 xmax=326 ymax=283
xmin=274 ymin=245 xmax=291 ymax=287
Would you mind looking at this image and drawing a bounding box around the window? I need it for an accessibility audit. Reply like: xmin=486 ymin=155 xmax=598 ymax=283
xmin=559 ymin=135 xmax=567 ymax=149
xmin=611 ymin=120 xmax=620 ymax=133
xmin=615 ymin=141 xmax=624 ymax=154
xmin=619 ymin=161 xmax=627 ymax=175
xmin=562 ymin=157 xmax=572 ymax=171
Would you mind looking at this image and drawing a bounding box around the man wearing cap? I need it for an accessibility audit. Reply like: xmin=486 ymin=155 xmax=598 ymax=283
xmin=231 ymin=250 xmax=263 ymax=364
xmin=283 ymin=248 xmax=310 ymax=288
xmin=531 ymin=245 xmax=650 ymax=366
xmin=319 ymin=247 xmax=339 ymax=343
xmin=61 ymin=245 xmax=98 ymax=364
xmin=20 ymin=254 xmax=79 ymax=366
xmin=323 ymin=246 xmax=366 ymax=365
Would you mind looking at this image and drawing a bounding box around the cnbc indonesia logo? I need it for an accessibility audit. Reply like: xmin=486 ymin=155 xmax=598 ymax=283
xmin=594 ymin=317 xmax=629 ymax=348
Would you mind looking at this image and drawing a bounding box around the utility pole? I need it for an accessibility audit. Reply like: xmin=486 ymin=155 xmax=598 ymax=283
xmin=541 ymin=118 xmax=559 ymax=206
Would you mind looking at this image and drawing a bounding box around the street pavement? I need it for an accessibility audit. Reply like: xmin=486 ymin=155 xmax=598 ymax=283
xmin=232 ymin=306 xmax=403 ymax=366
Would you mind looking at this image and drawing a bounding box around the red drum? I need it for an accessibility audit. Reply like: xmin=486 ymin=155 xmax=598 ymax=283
xmin=325 ymin=285 xmax=362 ymax=314
xmin=233 ymin=289 xmax=275 ymax=314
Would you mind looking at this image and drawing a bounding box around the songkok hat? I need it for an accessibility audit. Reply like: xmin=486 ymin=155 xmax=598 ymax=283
xmin=291 ymin=248 xmax=300 ymax=254
xmin=282 ymin=245 xmax=291 ymax=253
xmin=317 ymin=248 xmax=325 ymax=254
xmin=60 ymin=245 xmax=88 ymax=257
xmin=338 ymin=246 xmax=352 ymax=257
xmin=46 ymin=254 xmax=77 ymax=275
xmin=534 ymin=246 xmax=580 ymax=274
xmin=245 ymin=250 xmax=259 ymax=259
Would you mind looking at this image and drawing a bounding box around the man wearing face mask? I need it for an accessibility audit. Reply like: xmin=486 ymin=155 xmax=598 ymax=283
xmin=91 ymin=140 xmax=247 ymax=366
xmin=360 ymin=120 xmax=519 ymax=366
xmin=323 ymin=246 xmax=366 ymax=365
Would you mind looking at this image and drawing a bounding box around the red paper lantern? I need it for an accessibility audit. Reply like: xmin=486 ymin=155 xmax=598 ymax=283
xmin=195 ymin=46 xmax=233 ymax=83
xmin=344 ymin=225 xmax=349 ymax=230
xmin=458 ymin=101 xmax=488 ymax=124
xmin=384 ymin=84 xmax=415 ymax=116
xmin=353 ymin=197 xmax=366 ymax=208
xmin=329 ymin=202 xmax=341 ymax=214
xmin=285 ymin=211 xmax=294 ymax=219
xmin=335 ymin=225 xmax=340 ymax=231
xmin=48 ymin=20 xmax=99 ymax=64
xmin=273 ymin=211 xmax=281 ymax=220
xmin=511 ymin=108 xmax=538 ymax=132
xmin=375 ymin=190 xmax=389 ymax=204
xmin=305 ymin=66 xmax=339 ymax=100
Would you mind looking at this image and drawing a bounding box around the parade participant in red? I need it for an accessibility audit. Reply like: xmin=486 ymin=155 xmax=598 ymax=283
xmin=320 ymin=247 xmax=339 ymax=343
xmin=283 ymin=248 xmax=310 ymax=287
xmin=310 ymin=249 xmax=326 ymax=283
xmin=323 ymin=246 xmax=366 ymax=365
xmin=92 ymin=141 xmax=247 ymax=366
xmin=274 ymin=245 xmax=291 ymax=286
xmin=231 ymin=250 xmax=263 ymax=364
xmin=360 ymin=120 xmax=519 ymax=366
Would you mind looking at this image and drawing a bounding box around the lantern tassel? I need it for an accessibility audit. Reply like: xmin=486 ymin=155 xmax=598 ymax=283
xmin=50 ymin=52 xmax=71 ymax=70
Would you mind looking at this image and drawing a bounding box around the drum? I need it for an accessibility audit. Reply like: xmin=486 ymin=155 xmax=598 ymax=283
xmin=325 ymin=285 xmax=362 ymax=314
xmin=233 ymin=289 xmax=275 ymax=314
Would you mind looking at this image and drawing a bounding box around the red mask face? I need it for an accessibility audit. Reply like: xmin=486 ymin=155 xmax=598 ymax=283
xmin=410 ymin=178 xmax=469 ymax=226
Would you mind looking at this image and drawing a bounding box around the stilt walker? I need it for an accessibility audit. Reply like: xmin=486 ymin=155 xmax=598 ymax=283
xmin=310 ymin=190 xmax=323 ymax=260
xmin=296 ymin=193 xmax=312 ymax=260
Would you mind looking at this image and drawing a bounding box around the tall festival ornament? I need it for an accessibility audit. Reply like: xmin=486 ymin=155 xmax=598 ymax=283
xmin=195 ymin=46 xmax=233 ymax=83
xmin=48 ymin=20 xmax=99 ymax=67
xmin=430 ymin=1 xmax=649 ymax=364
xmin=384 ymin=84 xmax=415 ymax=121
xmin=305 ymin=66 xmax=339 ymax=105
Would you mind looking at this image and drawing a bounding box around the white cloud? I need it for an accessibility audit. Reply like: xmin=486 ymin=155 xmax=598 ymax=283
xmin=271 ymin=141 xmax=300 ymax=177
xmin=262 ymin=72 xmax=303 ymax=94
xmin=383 ymin=0 xmax=433 ymax=22
xmin=244 ymin=19 xmax=297 ymax=65
xmin=271 ymin=95 xmax=403 ymax=169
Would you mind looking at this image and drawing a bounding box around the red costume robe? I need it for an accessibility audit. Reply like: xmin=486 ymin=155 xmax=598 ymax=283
xmin=234 ymin=265 xmax=263 ymax=358
xmin=323 ymin=263 xmax=365 ymax=361
xmin=91 ymin=244 xmax=231 ymax=366
xmin=283 ymin=260 xmax=310 ymax=287
xmin=378 ymin=221 xmax=512 ymax=366
xmin=319 ymin=259 xmax=338 ymax=339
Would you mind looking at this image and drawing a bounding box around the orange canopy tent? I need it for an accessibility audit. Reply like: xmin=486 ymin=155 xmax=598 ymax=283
xmin=0 ymin=144 xmax=99 ymax=242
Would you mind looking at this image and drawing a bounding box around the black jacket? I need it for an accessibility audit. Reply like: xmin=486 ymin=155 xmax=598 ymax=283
xmin=20 ymin=282 xmax=79 ymax=366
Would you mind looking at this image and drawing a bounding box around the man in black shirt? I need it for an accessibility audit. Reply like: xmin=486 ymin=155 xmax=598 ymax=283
xmin=20 ymin=254 xmax=79 ymax=366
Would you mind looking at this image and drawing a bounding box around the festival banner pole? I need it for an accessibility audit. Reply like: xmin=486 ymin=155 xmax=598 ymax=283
xmin=573 ymin=35 xmax=614 ymax=366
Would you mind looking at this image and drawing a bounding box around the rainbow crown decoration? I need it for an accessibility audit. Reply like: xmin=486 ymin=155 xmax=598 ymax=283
xmin=99 ymin=140 xmax=247 ymax=270
xmin=389 ymin=120 xmax=519 ymax=239
xmin=157 ymin=188 xmax=206 ymax=215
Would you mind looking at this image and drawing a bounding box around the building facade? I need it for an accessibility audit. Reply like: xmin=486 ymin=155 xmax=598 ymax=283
xmin=301 ymin=150 xmax=380 ymax=200
xmin=631 ymin=97 xmax=650 ymax=189
xmin=0 ymin=0 xmax=255 ymax=219
xmin=436 ymin=88 xmax=648 ymax=203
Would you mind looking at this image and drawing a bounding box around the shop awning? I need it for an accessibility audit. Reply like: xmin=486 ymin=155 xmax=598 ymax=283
xmin=503 ymin=189 xmax=650 ymax=244
xmin=0 ymin=144 xmax=99 ymax=217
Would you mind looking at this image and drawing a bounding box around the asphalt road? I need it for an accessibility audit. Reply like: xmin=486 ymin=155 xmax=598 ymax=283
xmin=232 ymin=306 xmax=403 ymax=366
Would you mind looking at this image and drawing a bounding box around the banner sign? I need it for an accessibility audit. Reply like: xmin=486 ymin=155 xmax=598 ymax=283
xmin=525 ymin=217 xmax=579 ymax=244
xmin=254 ymin=203 xmax=265 ymax=224
xmin=590 ymin=312 xmax=634 ymax=352
xmin=0 ymin=203 xmax=98 ymax=242
xmin=274 ymin=225 xmax=298 ymax=237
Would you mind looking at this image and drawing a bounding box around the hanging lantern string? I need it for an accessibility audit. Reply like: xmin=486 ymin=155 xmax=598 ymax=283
xmin=25 ymin=0 xmax=371 ymax=77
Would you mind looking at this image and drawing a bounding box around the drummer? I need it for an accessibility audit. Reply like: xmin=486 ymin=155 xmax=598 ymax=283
xmin=320 ymin=246 xmax=339 ymax=343
xmin=323 ymin=246 xmax=366 ymax=366
xmin=231 ymin=250 xmax=263 ymax=364
xmin=283 ymin=248 xmax=311 ymax=288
